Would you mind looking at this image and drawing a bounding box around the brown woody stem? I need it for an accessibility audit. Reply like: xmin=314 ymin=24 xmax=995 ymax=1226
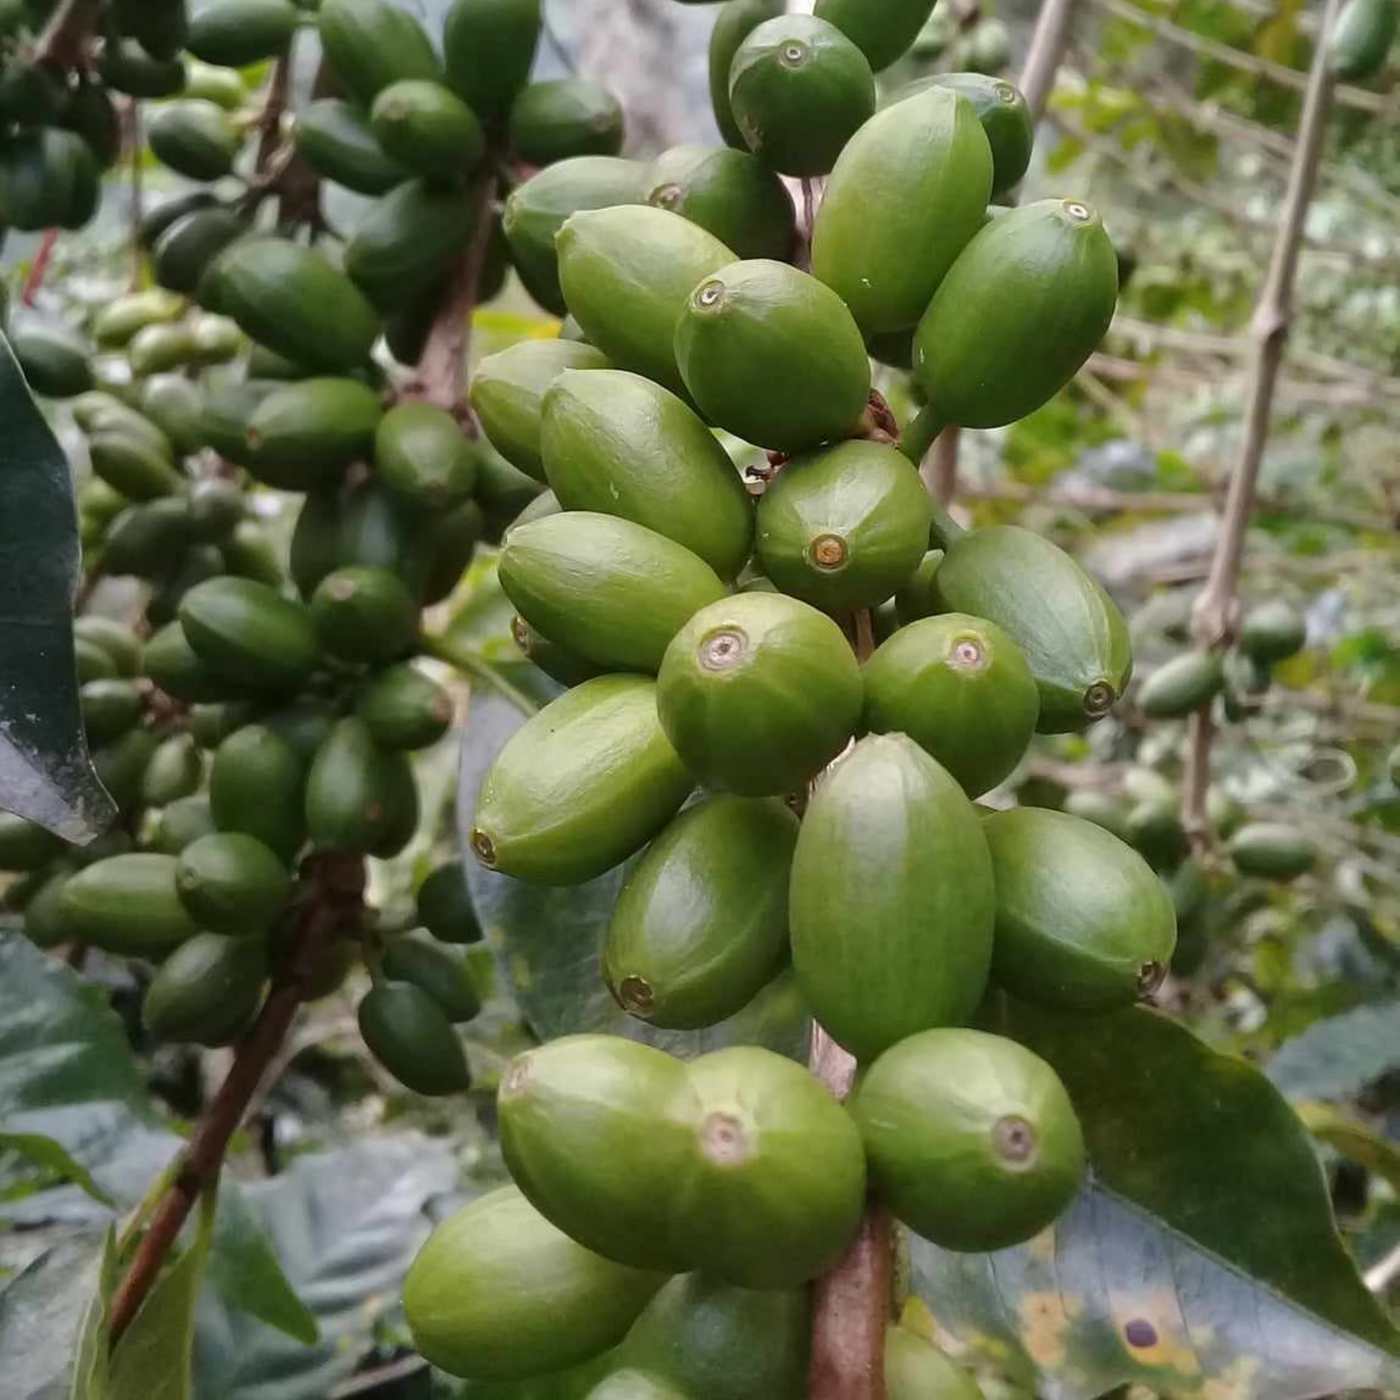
xmin=106 ymin=853 xmax=365 ymax=1347
xmin=21 ymin=228 xmax=58 ymax=307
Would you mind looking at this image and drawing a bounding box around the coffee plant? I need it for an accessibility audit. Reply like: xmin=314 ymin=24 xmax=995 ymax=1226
xmin=2 ymin=0 xmax=1400 ymax=1397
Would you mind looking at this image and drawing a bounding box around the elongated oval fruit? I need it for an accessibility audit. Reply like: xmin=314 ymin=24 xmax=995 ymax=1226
xmin=983 ymin=807 xmax=1176 ymax=1009
xmin=143 ymin=618 xmax=241 ymax=703
xmin=127 ymin=322 xmax=199 ymax=376
xmin=500 ymin=513 xmax=727 ymax=674
xmin=443 ymin=0 xmax=541 ymax=121
xmin=710 ymin=0 xmax=785 ymax=148
xmin=11 ymin=319 xmax=94 ymax=398
xmin=498 ymin=1035 xmax=698 ymax=1271
xmin=1240 ymin=599 xmax=1306 ymax=662
xmin=143 ymin=932 xmax=267 ymax=1045
xmin=657 ymin=592 xmax=862 ymax=796
xmin=417 ymin=859 xmax=481 ymax=944
xmin=88 ymin=432 xmax=183 ymax=501
xmin=154 ymin=209 xmax=248 ymax=299
xmin=815 ymin=0 xmax=936 ymax=70
xmin=295 ymin=98 xmax=407 ymax=196
xmin=208 ymin=238 xmax=380 ymax=372
xmin=647 ymin=144 xmax=795 ymax=261
xmin=1229 ymin=822 xmax=1316 ymax=881
xmin=244 ymin=377 xmax=383 ymax=491
xmin=103 ymin=501 xmax=197 ymax=582
xmin=154 ymin=796 xmax=218 ymax=856
xmin=186 ymin=0 xmax=297 ymax=65
xmin=305 ymin=717 xmax=412 ymax=854
xmin=471 ymin=675 xmax=692 ymax=885
xmin=346 ymin=179 xmax=480 ymax=309
xmin=914 ymin=199 xmax=1118 ymax=429
xmin=851 ymin=1028 xmax=1085 ymax=1251
xmin=619 ymin=1274 xmax=809 ymax=1400
xmin=670 ymin=1046 xmax=866 ymax=1288
xmin=318 ymin=0 xmax=440 ymax=108
xmin=729 ymin=15 xmax=876 ymax=176
xmin=913 ymin=72 xmax=1034 ymax=198
xmin=556 ymin=205 xmax=735 ymax=397
xmin=790 ymin=734 xmax=993 ymax=1059
xmin=812 ymin=86 xmax=991 ymax=335
xmin=209 ymin=724 xmax=307 ymax=861
xmin=503 ymin=156 xmax=651 ymax=315
xmin=179 ymin=577 xmax=319 ymax=693
xmin=863 ymin=613 xmax=1039 ymax=797
xmin=142 ymin=733 xmax=205 ymax=807
xmin=756 ymin=440 xmax=930 ymax=610
xmin=1137 ymin=649 xmax=1223 ymax=719
xmin=141 ymin=374 xmax=205 ymax=455
xmin=0 ymin=813 xmax=64 ymax=872
xmin=61 ymin=853 xmax=200 ymax=955
xmin=471 ymin=339 xmax=610 ymax=480
xmin=1330 ymin=0 xmax=1397 ymax=80
xmin=175 ymin=831 xmax=289 ymax=936
xmin=370 ymin=79 xmax=483 ymax=179
xmin=311 ymin=566 xmax=420 ymax=664
xmin=605 ymin=795 xmax=798 ymax=1029
xmin=372 ymin=402 xmax=476 ymax=509
xmin=885 ymin=1326 xmax=985 ymax=1400
xmin=510 ymin=77 xmax=625 ymax=165
xmin=675 ymin=258 xmax=870 ymax=452
xmin=358 ymin=981 xmax=470 ymax=1095
xmin=381 ymin=933 xmax=481 ymax=1022
xmin=542 ymin=369 xmax=754 ymax=578
xmin=148 ymin=100 xmax=241 ymax=182
xmin=356 ymin=663 xmax=453 ymax=750
xmin=931 ymin=525 xmax=1132 ymax=733
xmin=405 ymin=1186 xmax=665 ymax=1381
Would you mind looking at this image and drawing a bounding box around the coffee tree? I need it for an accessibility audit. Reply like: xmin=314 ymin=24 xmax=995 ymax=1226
xmin=1 ymin=0 xmax=1399 ymax=1398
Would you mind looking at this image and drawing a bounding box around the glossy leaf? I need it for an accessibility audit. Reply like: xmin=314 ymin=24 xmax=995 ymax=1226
xmin=0 ymin=334 xmax=115 ymax=842
xmin=0 ymin=1227 xmax=115 ymax=1400
xmin=1266 ymin=1000 xmax=1400 ymax=1102
xmin=912 ymin=1004 xmax=1400 ymax=1398
xmin=457 ymin=686 xmax=811 ymax=1059
xmin=193 ymin=1135 xmax=459 ymax=1400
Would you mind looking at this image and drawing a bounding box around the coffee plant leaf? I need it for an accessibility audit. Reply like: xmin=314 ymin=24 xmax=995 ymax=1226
xmin=0 ymin=1227 xmax=115 ymax=1400
xmin=912 ymin=1003 xmax=1400 ymax=1398
xmin=193 ymin=1135 xmax=459 ymax=1400
xmin=0 ymin=335 xmax=115 ymax=842
xmin=457 ymin=686 xmax=811 ymax=1060
xmin=1266 ymin=999 xmax=1400 ymax=1103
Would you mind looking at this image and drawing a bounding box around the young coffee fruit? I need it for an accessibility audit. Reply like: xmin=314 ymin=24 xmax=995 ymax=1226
xmin=646 ymin=144 xmax=795 ymax=261
xmin=931 ymin=525 xmax=1132 ymax=733
xmin=240 ymin=377 xmax=383 ymax=491
xmin=812 ymin=84 xmax=991 ymax=335
xmin=914 ymin=199 xmax=1118 ymax=430
xmin=728 ymin=15 xmax=876 ymax=176
xmin=884 ymin=1324 xmax=985 ymax=1400
xmin=605 ymin=795 xmax=798 ymax=1029
xmin=710 ymin=0 xmax=785 ymax=148
xmin=175 ymin=832 xmax=290 ymax=936
xmin=60 ymin=853 xmax=200 ymax=955
xmin=674 ymin=258 xmax=871 ymax=452
xmin=471 ymin=338 xmax=610 ymax=480
xmin=178 ymin=577 xmax=319 ymax=694
xmin=442 ymin=0 xmax=542 ymax=123
xmin=500 ymin=513 xmax=726 ymax=674
xmin=370 ymin=79 xmax=483 ymax=179
xmin=863 ymin=613 xmax=1039 ymax=797
xmin=499 ymin=1035 xmax=698 ymax=1271
xmin=851 ymin=1028 xmax=1085 ymax=1251
xmin=656 ymin=592 xmax=863 ymax=797
xmin=556 ymin=204 xmax=734 ymax=396
xmin=187 ymin=0 xmax=299 ymax=69
xmin=373 ymin=402 xmax=477 ymax=510
xmin=209 ymin=724 xmax=307 ymax=862
xmin=618 ymin=1273 xmax=810 ymax=1400
xmin=541 ymin=369 xmax=754 ymax=579
xmin=0 ymin=813 xmax=64 ymax=871
xmin=345 ymin=180 xmax=480 ymax=310
xmin=669 ymin=1045 xmax=866 ymax=1288
xmin=416 ymin=858 xmax=481 ymax=944
xmin=789 ymin=733 xmax=994 ymax=1060
xmin=295 ymin=98 xmax=408 ymax=196
xmin=1240 ymin=599 xmax=1306 ymax=663
xmin=317 ymin=0 xmax=441 ymax=109
xmin=143 ymin=932 xmax=268 ymax=1046
xmin=358 ymin=980 xmax=470 ymax=1096
xmin=154 ymin=795 xmax=219 ymax=855
xmin=381 ymin=934 xmax=482 ymax=1023
xmin=983 ymin=808 xmax=1177 ymax=1009
xmin=815 ymin=0 xmax=937 ymax=71
xmin=911 ymin=71 xmax=1034 ymax=197
xmin=471 ymin=676 xmax=692 ymax=886
xmin=1330 ymin=0 xmax=1397 ymax=80
xmin=356 ymin=663 xmax=454 ymax=750
xmin=510 ymin=77 xmax=625 ymax=165
xmin=305 ymin=717 xmax=418 ymax=856
xmin=404 ymin=1185 xmax=666 ymax=1381
xmin=1229 ymin=822 xmax=1316 ymax=881
xmin=310 ymin=566 xmax=420 ymax=665
xmin=1138 ymin=649 xmax=1223 ymax=720
xmin=756 ymin=439 xmax=931 ymax=611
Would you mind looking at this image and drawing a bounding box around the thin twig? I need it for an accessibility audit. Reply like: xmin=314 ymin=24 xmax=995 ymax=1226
xmin=21 ymin=229 xmax=59 ymax=307
xmin=125 ymin=101 xmax=142 ymax=293
xmin=106 ymin=854 xmax=366 ymax=1345
xmin=1182 ymin=0 xmax=1344 ymax=844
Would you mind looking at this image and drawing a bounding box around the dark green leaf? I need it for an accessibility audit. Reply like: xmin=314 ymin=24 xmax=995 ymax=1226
xmin=913 ymin=1004 xmax=1400 ymax=1398
xmin=0 ymin=333 xmax=115 ymax=842
xmin=193 ymin=1135 xmax=459 ymax=1400
xmin=0 ymin=1227 xmax=114 ymax=1400
xmin=1266 ymin=1000 xmax=1400 ymax=1102
xmin=456 ymin=689 xmax=811 ymax=1059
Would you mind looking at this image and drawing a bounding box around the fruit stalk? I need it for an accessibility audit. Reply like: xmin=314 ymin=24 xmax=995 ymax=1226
xmin=33 ymin=0 xmax=106 ymax=70
xmin=409 ymin=169 xmax=499 ymax=411
xmin=21 ymin=229 xmax=59 ymax=308
xmin=1182 ymin=0 xmax=1342 ymax=840
xmin=125 ymin=100 xmax=143 ymax=293
xmin=105 ymin=852 xmax=366 ymax=1346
